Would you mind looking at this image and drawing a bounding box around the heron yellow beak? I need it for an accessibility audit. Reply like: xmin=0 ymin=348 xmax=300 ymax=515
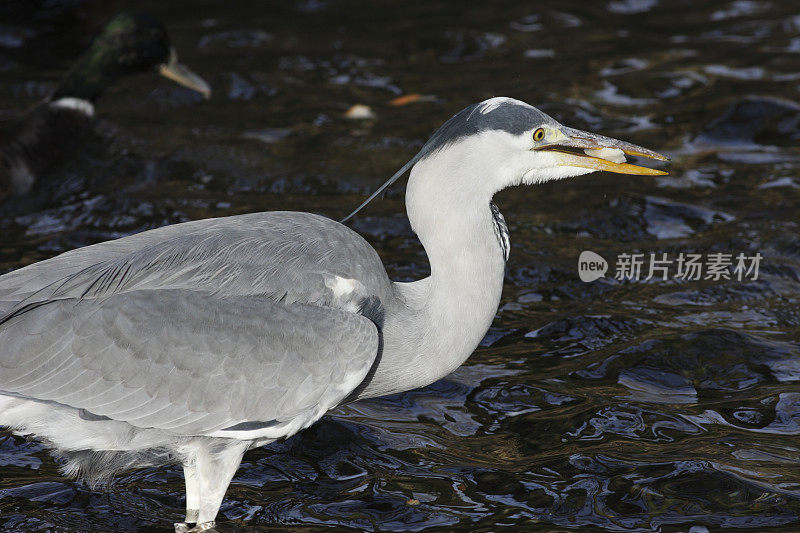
xmin=536 ymin=126 xmax=669 ymax=175
xmin=158 ymin=47 xmax=212 ymax=99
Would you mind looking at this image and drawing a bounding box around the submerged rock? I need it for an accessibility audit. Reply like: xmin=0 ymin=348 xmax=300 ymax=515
xmin=583 ymin=328 xmax=800 ymax=395
xmin=698 ymin=96 xmax=800 ymax=145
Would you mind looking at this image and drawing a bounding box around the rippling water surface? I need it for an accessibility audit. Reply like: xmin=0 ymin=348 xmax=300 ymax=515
xmin=1 ymin=0 xmax=799 ymax=531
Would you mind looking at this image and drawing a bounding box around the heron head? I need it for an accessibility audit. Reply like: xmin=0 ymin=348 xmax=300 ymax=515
xmin=342 ymin=97 xmax=668 ymax=222
xmin=415 ymin=97 xmax=668 ymax=193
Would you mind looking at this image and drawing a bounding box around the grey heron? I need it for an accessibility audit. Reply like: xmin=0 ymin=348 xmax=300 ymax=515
xmin=0 ymin=97 xmax=667 ymax=532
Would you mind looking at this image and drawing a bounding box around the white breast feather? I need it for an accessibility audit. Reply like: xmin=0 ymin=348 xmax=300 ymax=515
xmin=50 ymin=97 xmax=95 ymax=117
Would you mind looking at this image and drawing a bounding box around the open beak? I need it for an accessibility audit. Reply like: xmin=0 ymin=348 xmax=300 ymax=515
xmin=158 ymin=47 xmax=211 ymax=99
xmin=536 ymin=126 xmax=669 ymax=175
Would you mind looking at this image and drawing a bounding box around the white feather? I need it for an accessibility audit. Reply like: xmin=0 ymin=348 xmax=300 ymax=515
xmin=474 ymin=96 xmax=533 ymax=116
xmin=50 ymin=97 xmax=95 ymax=117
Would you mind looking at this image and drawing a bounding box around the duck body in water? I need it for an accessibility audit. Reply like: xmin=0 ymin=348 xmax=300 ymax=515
xmin=0 ymin=12 xmax=211 ymax=202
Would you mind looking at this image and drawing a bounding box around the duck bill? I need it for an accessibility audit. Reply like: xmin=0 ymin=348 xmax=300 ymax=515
xmin=539 ymin=126 xmax=669 ymax=175
xmin=158 ymin=47 xmax=211 ymax=99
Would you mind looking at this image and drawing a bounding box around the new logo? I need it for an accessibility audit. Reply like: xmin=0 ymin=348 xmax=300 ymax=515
xmin=578 ymin=250 xmax=608 ymax=282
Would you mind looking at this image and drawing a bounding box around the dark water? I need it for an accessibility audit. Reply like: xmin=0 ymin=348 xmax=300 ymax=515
xmin=1 ymin=0 xmax=799 ymax=531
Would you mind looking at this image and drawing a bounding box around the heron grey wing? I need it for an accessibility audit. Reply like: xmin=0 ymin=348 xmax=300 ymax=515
xmin=0 ymin=289 xmax=380 ymax=438
xmin=0 ymin=218 xmax=202 ymax=314
xmin=1 ymin=211 xmax=394 ymax=317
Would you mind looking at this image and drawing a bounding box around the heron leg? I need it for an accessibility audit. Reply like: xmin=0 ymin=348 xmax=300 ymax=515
xmin=191 ymin=440 xmax=249 ymax=528
xmin=174 ymin=461 xmax=201 ymax=532
xmin=184 ymin=461 xmax=201 ymax=522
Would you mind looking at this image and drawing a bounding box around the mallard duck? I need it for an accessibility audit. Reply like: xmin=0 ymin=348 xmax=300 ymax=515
xmin=0 ymin=13 xmax=211 ymax=202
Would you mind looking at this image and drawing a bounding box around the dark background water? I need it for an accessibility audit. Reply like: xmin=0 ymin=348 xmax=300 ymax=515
xmin=1 ymin=0 xmax=799 ymax=531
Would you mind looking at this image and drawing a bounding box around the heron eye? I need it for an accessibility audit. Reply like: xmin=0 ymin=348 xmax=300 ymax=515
xmin=533 ymin=128 xmax=545 ymax=142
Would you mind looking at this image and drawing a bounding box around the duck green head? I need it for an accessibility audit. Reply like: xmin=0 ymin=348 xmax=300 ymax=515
xmin=51 ymin=13 xmax=211 ymax=102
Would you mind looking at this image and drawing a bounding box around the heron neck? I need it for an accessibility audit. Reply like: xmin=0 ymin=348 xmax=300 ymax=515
xmin=358 ymin=159 xmax=506 ymax=399
xmin=409 ymin=190 xmax=506 ymax=372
